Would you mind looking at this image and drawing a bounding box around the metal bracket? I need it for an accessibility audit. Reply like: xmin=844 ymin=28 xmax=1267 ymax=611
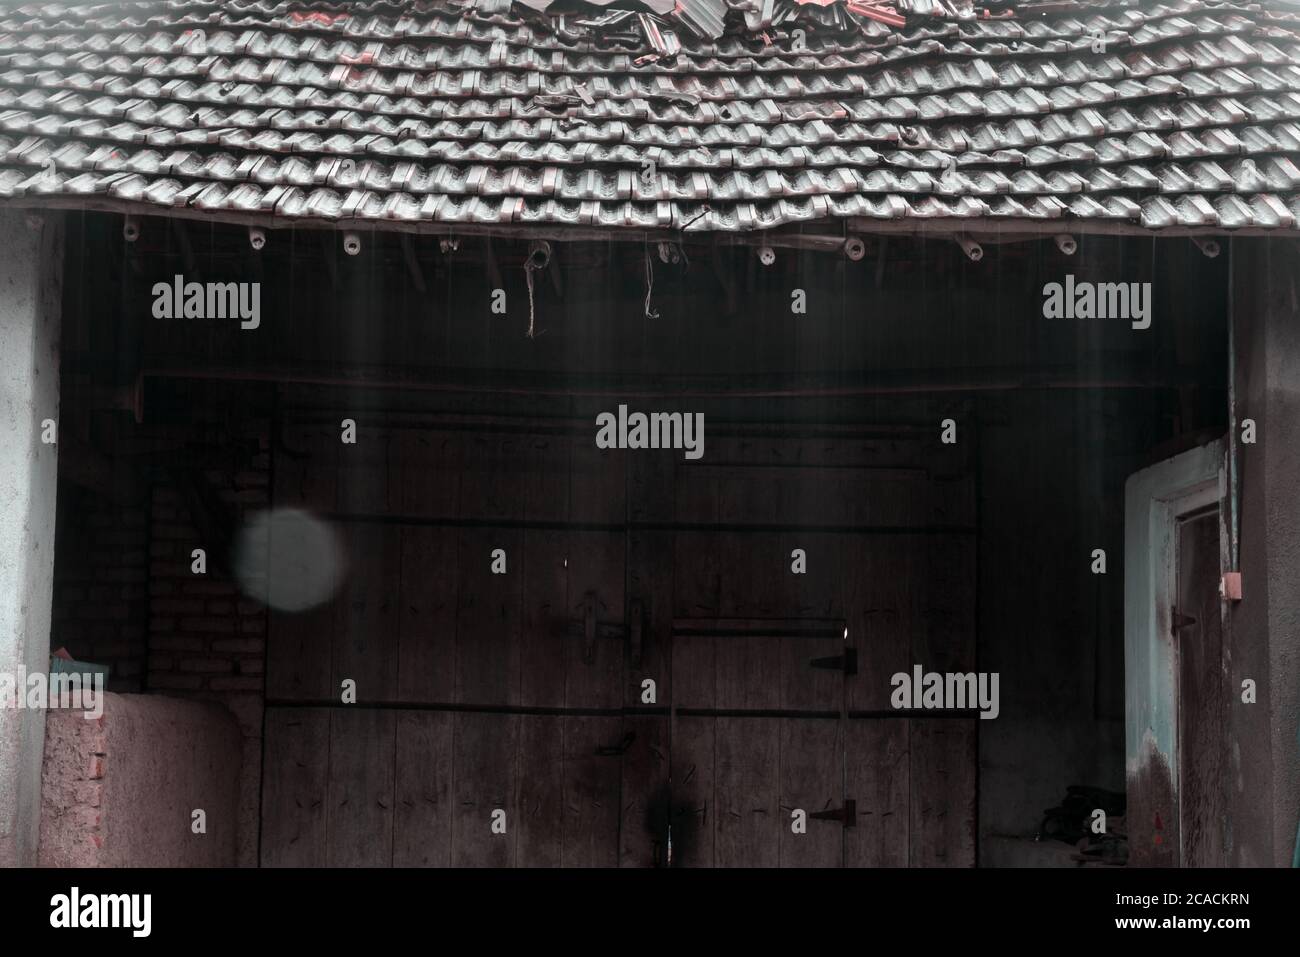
xmin=560 ymin=591 xmax=630 ymax=665
xmin=809 ymin=648 xmax=857 ymax=674
xmin=810 ymin=799 xmax=856 ymax=829
xmin=1170 ymin=608 xmax=1197 ymax=636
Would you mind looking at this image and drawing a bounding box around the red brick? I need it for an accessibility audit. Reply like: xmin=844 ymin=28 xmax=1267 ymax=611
xmin=179 ymin=657 xmax=233 ymax=674
xmin=153 ymin=523 xmax=200 ymax=540
xmin=180 ymin=582 xmax=237 ymax=597
xmin=101 ymin=567 xmax=146 ymax=583
xmin=147 ymin=673 xmax=203 ymax=691
xmin=150 ymin=635 xmax=205 ymax=653
xmin=180 ymin=618 xmax=236 ymax=634
xmin=207 ymin=676 xmax=263 ymax=692
xmin=152 ymin=599 xmax=204 ymax=616
xmin=210 ymin=638 xmax=263 ymax=655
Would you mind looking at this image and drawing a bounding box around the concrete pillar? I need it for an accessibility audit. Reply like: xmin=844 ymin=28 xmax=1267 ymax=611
xmin=1229 ymin=236 xmax=1300 ymax=867
xmin=0 ymin=210 xmax=63 ymax=867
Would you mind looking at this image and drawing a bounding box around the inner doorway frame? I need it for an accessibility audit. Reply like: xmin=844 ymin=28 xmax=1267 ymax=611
xmin=1123 ymin=437 xmax=1226 ymax=867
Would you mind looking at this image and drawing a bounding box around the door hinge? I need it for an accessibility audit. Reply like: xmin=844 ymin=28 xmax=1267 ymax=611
xmin=809 ymin=799 xmax=856 ymax=829
xmin=809 ymin=648 xmax=857 ymax=674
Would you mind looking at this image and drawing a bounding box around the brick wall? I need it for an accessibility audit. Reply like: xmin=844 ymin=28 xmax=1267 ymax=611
xmin=50 ymin=490 xmax=149 ymax=693
xmin=145 ymin=424 xmax=271 ymax=868
xmin=49 ymin=418 xmax=272 ymax=867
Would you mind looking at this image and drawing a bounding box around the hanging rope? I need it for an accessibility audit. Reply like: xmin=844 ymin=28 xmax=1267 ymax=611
xmin=523 ymin=240 xmax=551 ymax=339
xmin=644 ymin=244 xmax=659 ymax=320
xmin=524 ymin=257 xmax=538 ymax=338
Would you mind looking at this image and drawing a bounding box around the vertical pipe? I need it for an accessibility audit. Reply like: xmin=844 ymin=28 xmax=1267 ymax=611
xmin=1228 ymin=238 xmax=1240 ymax=572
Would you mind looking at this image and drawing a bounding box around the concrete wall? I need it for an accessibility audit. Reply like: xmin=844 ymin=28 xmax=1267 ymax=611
xmin=0 ymin=210 xmax=63 ymax=867
xmin=1229 ymin=237 xmax=1300 ymax=867
xmin=39 ymin=692 xmax=241 ymax=867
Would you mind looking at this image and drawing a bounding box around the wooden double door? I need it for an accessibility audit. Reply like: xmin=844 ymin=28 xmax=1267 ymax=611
xmin=260 ymin=412 xmax=976 ymax=867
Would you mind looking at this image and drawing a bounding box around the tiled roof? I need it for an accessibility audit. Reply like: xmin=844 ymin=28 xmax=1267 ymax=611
xmin=1 ymin=0 xmax=1299 ymax=235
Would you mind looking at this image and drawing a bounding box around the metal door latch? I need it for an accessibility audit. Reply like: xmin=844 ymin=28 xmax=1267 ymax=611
xmin=595 ymin=731 xmax=636 ymax=757
xmin=810 ymin=800 xmax=857 ymax=829
xmin=559 ymin=592 xmax=645 ymax=665
xmin=809 ymin=648 xmax=858 ymax=674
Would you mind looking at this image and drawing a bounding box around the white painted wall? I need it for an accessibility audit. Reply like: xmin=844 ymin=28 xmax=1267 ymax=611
xmin=0 ymin=210 xmax=62 ymax=866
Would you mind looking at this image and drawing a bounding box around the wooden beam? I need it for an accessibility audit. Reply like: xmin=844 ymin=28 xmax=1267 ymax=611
xmin=128 ymin=362 xmax=1209 ymax=400
xmin=4 ymin=197 xmax=1296 ymax=245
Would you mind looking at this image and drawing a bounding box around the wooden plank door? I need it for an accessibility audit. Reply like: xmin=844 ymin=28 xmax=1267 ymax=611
xmin=669 ymin=616 xmax=849 ymax=867
xmin=261 ymin=412 xmax=978 ymax=868
xmin=262 ymin=414 xmax=639 ymax=867
xmin=658 ymin=427 xmax=977 ymax=868
xmin=1175 ymin=506 xmax=1226 ymax=867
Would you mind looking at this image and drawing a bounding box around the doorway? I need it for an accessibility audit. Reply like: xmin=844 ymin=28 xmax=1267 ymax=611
xmin=1123 ymin=438 xmax=1226 ymax=867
